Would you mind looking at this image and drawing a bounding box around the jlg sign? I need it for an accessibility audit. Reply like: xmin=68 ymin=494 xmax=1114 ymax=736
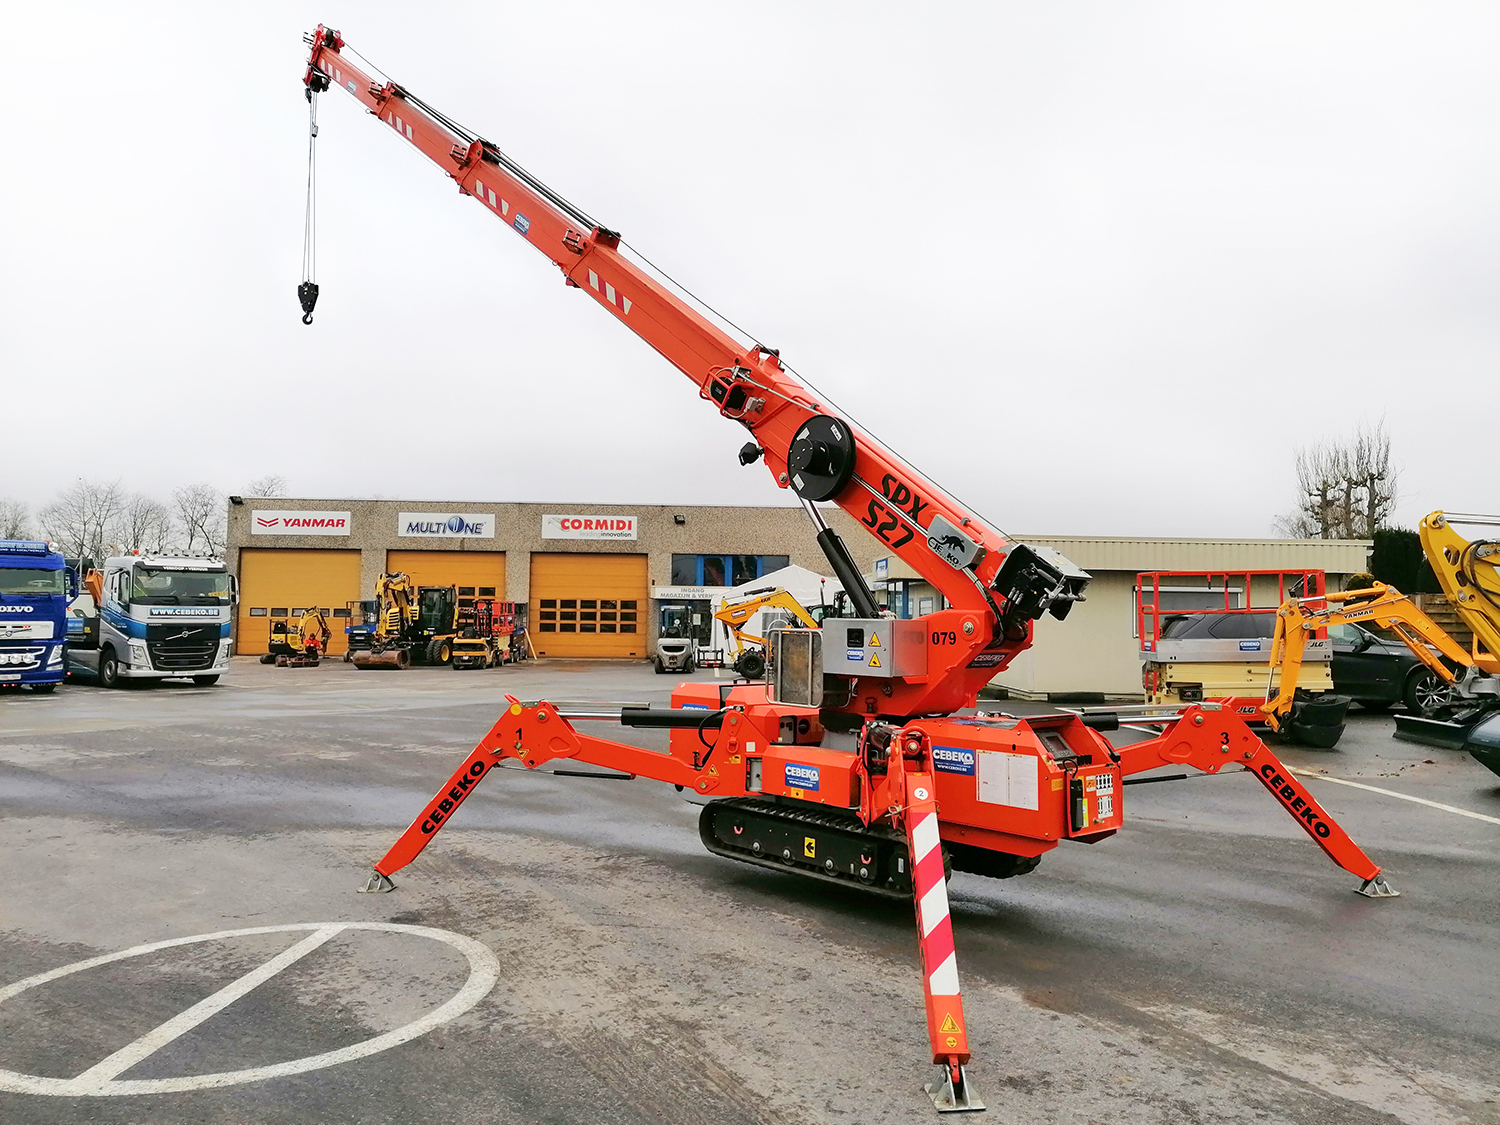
xmin=541 ymin=514 xmax=638 ymax=541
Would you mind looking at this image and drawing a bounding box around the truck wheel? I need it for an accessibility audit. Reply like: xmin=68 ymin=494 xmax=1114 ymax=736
xmin=99 ymin=649 xmax=120 ymax=689
xmin=736 ymin=650 xmax=766 ymax=680
xmin=426 ymin=637 xmax=451 ymax=665
xmin=193 ymin=675 xmax=220 ymax=686
xmin=27 ymin=683 xmax=57 ymax=694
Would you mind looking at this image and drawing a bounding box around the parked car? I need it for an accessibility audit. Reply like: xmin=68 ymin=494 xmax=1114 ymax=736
xmin=1328 ymin=622 xmax=1452 ymax=713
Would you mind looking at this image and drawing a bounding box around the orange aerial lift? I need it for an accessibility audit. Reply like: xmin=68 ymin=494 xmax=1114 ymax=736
xmin=301 ymin=27 xmax=1396 ymax=1111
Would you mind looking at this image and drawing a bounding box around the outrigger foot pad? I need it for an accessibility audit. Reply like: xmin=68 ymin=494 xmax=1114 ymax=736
xmin=1356 ymin=875 xmax=1400 ymax=898
xmin=925 ymin=1065 xmax=985 ymax=1113
xmin=359 ymin=870 xmax=397 ymax=894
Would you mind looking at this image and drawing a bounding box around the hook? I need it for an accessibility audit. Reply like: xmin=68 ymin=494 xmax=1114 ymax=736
xmin=302 ymin=312 xmax=314 ymax=326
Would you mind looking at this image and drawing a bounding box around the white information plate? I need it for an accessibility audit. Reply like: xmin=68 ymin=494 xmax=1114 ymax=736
xmin=976 ymin=750 xmax=1039 ymax=810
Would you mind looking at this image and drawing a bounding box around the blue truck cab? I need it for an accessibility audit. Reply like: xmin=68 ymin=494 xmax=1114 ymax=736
xmin=0 ymin=540 xmax=74 ymax=693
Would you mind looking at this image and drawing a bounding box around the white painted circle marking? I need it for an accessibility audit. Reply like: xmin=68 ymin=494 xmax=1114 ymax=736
xmin=913 ymin=787 xmax=930 ymax=801
xmin=0 ymin=922 xmax=500 ymax=1096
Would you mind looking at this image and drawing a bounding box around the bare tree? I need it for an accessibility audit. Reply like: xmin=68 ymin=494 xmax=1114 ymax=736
xmin=173 ymin=483 xmax=227 ymax=557
xmin=245 ymin=474 xmax=289 ymax=498
xmin=119 ymin=494 xmax=176 ymax=555
xmin=0 ymin=499 xmax=32 ymax=540
xmin=1275 ymin=421 xmax=1398 ymax=539
xmin=40 ymin=479 xmax=126 ymax=561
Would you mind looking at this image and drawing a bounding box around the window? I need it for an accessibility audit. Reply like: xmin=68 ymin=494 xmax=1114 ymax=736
xmin=670 ymin=554 xmax=793 ymax=587
xmin=561 ymin=598 xmax=577 ymax=609
xmin=478 ymin=587 xmax=496 ymax=597
xmin=332 ymin=607 xmax=350 ymax=618
xmin=271 ymin=607 xmax=288 ymax=617
xmin=541 ymin=599 xmax=557 ymax=609
xmin=1206 ymin=613 xmax=1276 ymax=640
xmin=249 ymin=607 xmax=268 ymax=617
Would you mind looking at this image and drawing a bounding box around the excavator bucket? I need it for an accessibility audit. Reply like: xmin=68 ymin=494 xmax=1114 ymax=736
xmin=351 ymin=648 xmax=410 ymax=670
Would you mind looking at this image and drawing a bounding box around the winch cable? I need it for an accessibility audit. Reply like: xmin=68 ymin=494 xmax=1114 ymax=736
xmin=298 ymin=87 xmax=320 ymax=325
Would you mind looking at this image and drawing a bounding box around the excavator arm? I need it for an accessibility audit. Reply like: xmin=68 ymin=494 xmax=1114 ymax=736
xmin=1262 ymin=582 xmax=1472 ymax=729
xmin=714 ymin=587 xmax=821 ymax=653
xmin=1420 ymin=512 xmax=1500 ymax=673
xmin=303 ymin=26 xmax=1088 ymax=719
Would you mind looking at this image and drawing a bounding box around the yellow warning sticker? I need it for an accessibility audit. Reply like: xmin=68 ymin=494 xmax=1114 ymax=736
xmin=869 ymin=633 xmax=881 ymax=647
xmin=869 ymin=653 xmax=882 ymax=668
xmin=804 ymin=836 xmax=816 ymax=858
xmin=939 ymin=1014 xmax=961 ymax=1034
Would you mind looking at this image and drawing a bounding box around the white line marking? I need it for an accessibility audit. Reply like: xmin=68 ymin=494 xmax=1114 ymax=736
xmin=69 ymin=925 xmax=344 ymax=1091
xmin=910 ymin=813 xmax=940 ymax=862
xmin=0 ymin=922 xmax=500 ymax=1096
xmin=1290 ymin=768 xmax=1500 ymax=826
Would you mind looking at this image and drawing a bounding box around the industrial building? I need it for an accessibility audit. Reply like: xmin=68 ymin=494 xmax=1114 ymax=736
xmin=227 ymin=498 xmax=1371 ymax=701
xmin=224 ymin=498 xmax=884 ymax=658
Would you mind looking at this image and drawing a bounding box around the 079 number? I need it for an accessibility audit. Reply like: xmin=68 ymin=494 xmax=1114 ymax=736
xmin=931 ymin=630 xmax=958 ymax=645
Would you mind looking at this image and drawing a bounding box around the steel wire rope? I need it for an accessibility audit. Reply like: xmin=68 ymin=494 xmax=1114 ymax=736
xmin=335 ymin=40 xmax=1017 ymax=543
xmin=301 ymin=93 xmax=318 ymax=285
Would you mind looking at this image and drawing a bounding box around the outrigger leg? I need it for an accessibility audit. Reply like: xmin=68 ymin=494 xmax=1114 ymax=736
xmin=903 ymin=770 xmax=986 ymax=1113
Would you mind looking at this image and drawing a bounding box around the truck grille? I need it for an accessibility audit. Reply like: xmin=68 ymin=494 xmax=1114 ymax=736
xmin=145 ymin=624 xmax=220 ymax=671
xmin=0 ymin=645 xmax=43 ymax=670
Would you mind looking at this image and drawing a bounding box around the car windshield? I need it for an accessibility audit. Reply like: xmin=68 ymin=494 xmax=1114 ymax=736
xmin=129 ymin=567 xmax=231 ymax=605
xmin=0 ymin=567 xmax=65 ymax=597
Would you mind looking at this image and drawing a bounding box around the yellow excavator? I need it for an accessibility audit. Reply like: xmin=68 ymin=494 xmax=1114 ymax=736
xmin=262 ymin=607 xmax=332 ymax=667
xmin=350 ymin=573 xmax=461 ymax=670
xmin=714 ymin=586 xmax=823 ymax=680
xmin=1262 ymin=511 xmax=1500 ymax=771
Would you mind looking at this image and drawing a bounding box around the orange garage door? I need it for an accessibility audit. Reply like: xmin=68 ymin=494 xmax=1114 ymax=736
xmin=237 ymin=549 xmax=361 ymax=656
xmin=386 ymin=551 xmax=506 ymax=609
xmin=530 ymin=553 xmax=648 ymax=658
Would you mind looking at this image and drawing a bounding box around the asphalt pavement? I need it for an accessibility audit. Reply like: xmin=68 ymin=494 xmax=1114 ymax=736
xmin=1 ymin=659 xmax=1497 ymax=1124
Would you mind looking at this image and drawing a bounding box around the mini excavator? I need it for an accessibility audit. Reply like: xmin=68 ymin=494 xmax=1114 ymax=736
xmin=1262 ymin=512 xmax=1500 ymax=772
xmin=714 ymin=586 xmax=824 ymax=679
xmin=262 ymin=607 xmax=331 ymax=667
xmin=302 ymin=27 xmax=1396 ymax=1111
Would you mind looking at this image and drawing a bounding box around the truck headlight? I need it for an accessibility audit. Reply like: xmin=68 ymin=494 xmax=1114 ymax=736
xmin=46 ymin=645 xmax=62 ymax=667
xmin=128 ymin=640 xmax=150 ymax=666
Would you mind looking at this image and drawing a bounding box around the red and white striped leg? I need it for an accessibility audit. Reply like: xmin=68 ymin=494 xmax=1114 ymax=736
xmin=905 ymin=771 xmax=985 ymax=1113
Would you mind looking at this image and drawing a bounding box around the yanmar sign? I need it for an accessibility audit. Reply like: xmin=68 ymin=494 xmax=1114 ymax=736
xmin=542 ymin=514 xmax=638 ymax=541
xmin=398 ymin=512 xmax=495 ymax=539
xmin=250 ymin=511 xmax=351 ymax=536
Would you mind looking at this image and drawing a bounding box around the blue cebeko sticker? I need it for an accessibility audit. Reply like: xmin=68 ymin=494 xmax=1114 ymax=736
xmin=679 ymin=703 xmax=710 ymax=710
xmin=1239 ymin=640 xmax=1262 ymax=651
xmin=513 ymin=213 xmax=531 ymax=234
xmin=932 ymin=745 xmax=976 ymax=776
xmin=784 ymin=763 xmax=820 ymax=791
xmin=846 ymin=648 xmax=864 ymax=661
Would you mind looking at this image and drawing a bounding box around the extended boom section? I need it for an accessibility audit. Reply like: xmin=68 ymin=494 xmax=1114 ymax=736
xmin=304 ymin=26 xmax=1395 ymax=1112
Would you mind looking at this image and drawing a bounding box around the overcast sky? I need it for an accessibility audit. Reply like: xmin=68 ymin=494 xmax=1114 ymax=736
xmin=2 ymin=3 xmax=1495 ymax=537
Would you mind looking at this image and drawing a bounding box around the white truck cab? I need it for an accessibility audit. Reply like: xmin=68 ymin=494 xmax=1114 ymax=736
xmin=68 ymin=555 xmax=237 ymax=687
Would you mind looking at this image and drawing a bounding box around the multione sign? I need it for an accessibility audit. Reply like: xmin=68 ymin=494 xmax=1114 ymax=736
xmin=541 ymin=514 xmax=639 ymax=541
xmin=251 ymin=511 xmax=352 ymax=536
xmin=397 ymin=513 xmax=496 ymax=539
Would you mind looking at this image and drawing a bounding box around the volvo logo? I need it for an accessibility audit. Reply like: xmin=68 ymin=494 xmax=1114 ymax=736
xmin=0 ymin=606 xmax=35 ymax=614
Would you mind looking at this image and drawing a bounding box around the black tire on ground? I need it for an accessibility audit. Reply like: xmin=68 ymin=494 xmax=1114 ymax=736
xmin=1356 ymin=699 xmax=1392 ymax=713
xmin=343 ymin=651 xmax=352 ymax=662
xmin=27 ymin=683 xmax=57 ymax=694
xmin=1404 ymin=668 xmax=1452 ymax=715
xmin=193 ymin=675 xmax=220 ymax=686
xmin=426 ymin=637 xmax=451 ymax=665
xmin=655 ymin=660 xmax=667 ymax=674
xmin=259 ymin=653 xmax=276 ymax=664
xmin=737 ymin=650 xmax=766 ymax=680
xmin=98 ymin=649 xmax=120 ymax=689
xmin=1288 ymin=720 xmax=1346 ymax=749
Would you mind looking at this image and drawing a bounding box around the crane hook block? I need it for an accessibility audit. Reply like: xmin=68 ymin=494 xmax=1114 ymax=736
xmin=786 ymin=416 xmax=857 ymax=502
xmin=298 ymin=281 xmax=320 ymax=326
